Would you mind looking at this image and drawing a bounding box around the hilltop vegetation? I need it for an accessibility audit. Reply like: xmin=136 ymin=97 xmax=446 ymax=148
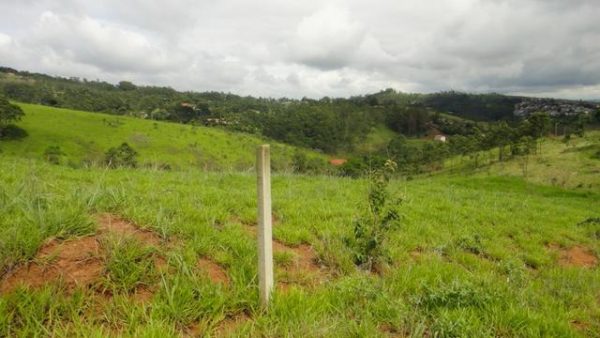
xmin=3 ymin=67 xmax=598 ymax=156
xmin=0 ymin=103 xmax=326 ymax=171
xmin=0 ymin=67 xmax=599 ymax=336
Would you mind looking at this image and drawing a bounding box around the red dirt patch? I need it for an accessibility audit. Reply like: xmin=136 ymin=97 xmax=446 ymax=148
xmin=0 ymin=236 xmax=104 ymax=293
xmin=197 ymin=258 xmax=229 ymax=285
xmin=214 ymin=312 xmax=251 ymax=337
xmin=558 ymin=246 xmax=597 ymax=268
xmin=329 ymin=158 xmax=347 ymax=166
xmin=96 ymin=213 xmax=162 ymax=246
xmin=273 ymin=240 xmax=327 ymax=291
xmin=240 ymin=222 xmax=327 ymax=290
xmin=1 ymin=214 xmax=166 ymax=294
xmin=379 ymin=323 xmax=405 ymax=337
xmin=571 ymin=319 xmax=591 ymax=331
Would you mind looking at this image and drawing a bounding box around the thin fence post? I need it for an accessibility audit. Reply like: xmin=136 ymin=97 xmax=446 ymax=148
xmin=257 ymin=144 xmax=273 ymax=307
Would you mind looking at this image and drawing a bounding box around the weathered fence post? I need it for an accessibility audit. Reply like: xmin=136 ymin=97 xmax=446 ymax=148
xmin=257 ymin=144 xmax=273 ymax=307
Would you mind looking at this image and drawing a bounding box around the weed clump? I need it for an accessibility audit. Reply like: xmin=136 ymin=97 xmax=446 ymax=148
xmin=104 ymin=142 xmax=138 ymax=168
xmin=43 ymin=145 xmax=65 ymax=165
xmin=346 ymin=160 xmax=401 ymax=272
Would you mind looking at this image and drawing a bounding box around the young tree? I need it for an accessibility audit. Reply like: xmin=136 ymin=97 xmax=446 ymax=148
xmin=0 ymin=96 xmax=25 ymax=138
xmin=105 ymin=143 xmax=138 ymax=168
xmin=525 ymin=112 xmax=551 ymax=154
xmin=346 ymin=160 xmax=401 ymax=272
xmin=489 ymin=121 xmax=514 ymax=161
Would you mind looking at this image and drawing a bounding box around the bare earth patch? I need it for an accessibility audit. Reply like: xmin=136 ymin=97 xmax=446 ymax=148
xmin=214 ymin=312 xmax=251 ymax=337
xmin=197 ymin=258 xmax=230 ymax=285
xmin=547 ymin=243 xmax=598 ymax=268
xmin=240 ymin=223 xmax=327 ymax=291
xmin=96 ymin=213 xmax=162 ymax=246
xmin=0 ymin=236 xmax=104 ymax=293
xmin=0 ymin=214 xmax=165 ymax=294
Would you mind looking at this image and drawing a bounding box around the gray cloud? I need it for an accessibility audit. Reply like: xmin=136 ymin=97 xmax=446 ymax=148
xmin=0 ymin=0 xmax=598 ymax=99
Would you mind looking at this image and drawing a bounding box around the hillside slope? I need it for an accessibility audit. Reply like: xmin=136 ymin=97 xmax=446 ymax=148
xmin=439 ymin=131 xmax=600 ymax=191
xmin=0 ymin=103 xmax=325 ymax=171
xmin=0 ymin=154 xmax=598 ymax=336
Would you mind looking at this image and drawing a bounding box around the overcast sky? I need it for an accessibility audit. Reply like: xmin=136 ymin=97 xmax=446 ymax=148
xmin=1 ymin=0 xmax=599 ymax=99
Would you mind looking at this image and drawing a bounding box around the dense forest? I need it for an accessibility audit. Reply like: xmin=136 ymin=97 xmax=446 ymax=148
xmin=1 ymin=67 xmax=598 ymax=176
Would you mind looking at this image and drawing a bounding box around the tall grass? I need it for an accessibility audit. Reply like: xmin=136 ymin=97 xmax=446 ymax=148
xmin=0 ymin=152 xmax=599 ymax=336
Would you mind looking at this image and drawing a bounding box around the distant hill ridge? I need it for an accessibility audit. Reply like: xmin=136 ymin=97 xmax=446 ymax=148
xmin=1 ymin=66 xmax=597 ymax=122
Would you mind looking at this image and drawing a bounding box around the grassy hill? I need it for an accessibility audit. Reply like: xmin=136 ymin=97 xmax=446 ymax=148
xmin=0 ymin=151 xmax=599 ymax=336
xmin=0 ymin=103 xmax=326 ymax=171
xmin=1 ymin=100 xmax=600 ymax=336
xmin=488 ymin=132 xmax=600 ymax=190
xmin=439 ymin=131 xmax=600 ymax=191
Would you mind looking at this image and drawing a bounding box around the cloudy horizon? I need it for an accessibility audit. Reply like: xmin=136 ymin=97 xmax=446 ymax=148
xmin=1 ymin=0 xmax=599 ymax=100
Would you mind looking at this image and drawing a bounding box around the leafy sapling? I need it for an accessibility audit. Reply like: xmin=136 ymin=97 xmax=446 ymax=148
xmin=347 ymin=159 xmax=402 ymax=272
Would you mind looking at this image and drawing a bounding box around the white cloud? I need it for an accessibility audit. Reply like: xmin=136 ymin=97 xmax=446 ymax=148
xmin=0 ymin=0 xmax=598 ymax=99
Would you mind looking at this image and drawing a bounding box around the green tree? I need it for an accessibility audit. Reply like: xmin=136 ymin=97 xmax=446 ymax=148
xmin=105 ymin=143 xmax=138 ymax=168
xmin=489 ymin=121 xmax=514 ymax=161
xmin=524 ymin=112 xmax=551 ymax=154
xmin=117 ymin=81 xmax=137 ymax=91
xmin=346 ymin=160 xmax=401 ymax=272
xmin=0 ymin=96 xmax=25 ymax=138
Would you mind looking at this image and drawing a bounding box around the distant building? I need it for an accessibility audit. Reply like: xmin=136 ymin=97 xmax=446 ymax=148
xmin=434 ymin=135 xmax=447 ymax=142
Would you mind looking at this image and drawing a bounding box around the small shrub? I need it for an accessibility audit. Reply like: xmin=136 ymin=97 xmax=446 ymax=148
xmin=292 ymin=151 xmax=327 ymax=174
xmin=339 ymin=155 xmax=387 ymax=178
xmin=454 ymin=234 xmax=484 ymax=255
xmin=43 ymin=145 xmax=65 ymax=165
xmin=104 ymin=142 xmax=138 ymax=168
xmin=0 ymin=124 xmax=28 ymax=140
xmin=415 ymin=280 xmax=489 ymax=310
xmin=346 ymin=160 xmax=401 ymax=271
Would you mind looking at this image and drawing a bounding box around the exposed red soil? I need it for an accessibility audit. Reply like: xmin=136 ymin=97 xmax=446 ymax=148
xmin=0 ymin=214 xmax=166 ymax=294
xmin=409 ymin=247 xmax=424 ymax=260
xmin=213 ymin=312 xmax=251 ymax=337
xmin=547 ymin=243 xmax=598 ymax=268
xmin=96 ymin=213 xmax=162 ymax=246
xmin=131 ymin=286 xmax=155 ymax=304
xmin=379 ymin=323 xmax=406 ymax=337
xmin=571 ymin=319 xmax=591 ymax=331
xmin=239 ymin=223 xmax=327 ymax=290
xmin=558 ymin=246 xmax=598 ymax=268
xmin=273 ymin=239 xmax=326 ymax=291
xmin=0 ymin=236 xmax=104 ymax=293
xmin=329 ymin=158 xmax=347 ymax=166
xmin=197 ymin=258 xmax=230 ymax=285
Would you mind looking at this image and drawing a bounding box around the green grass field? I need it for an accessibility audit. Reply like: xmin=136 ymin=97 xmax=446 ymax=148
xmin=0 ymin=103 xmax=325 ymax=171
xmin=1 ymin=104 xmax=600 ymax=337
xmin=440 ymin=131 xmax=600 ymax=192
xmin=0 ymin=152 xmax=599 ymax=336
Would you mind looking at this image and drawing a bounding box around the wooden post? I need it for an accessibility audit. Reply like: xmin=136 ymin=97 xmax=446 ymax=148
xmin=257 ymin=144 xmax=273 ymax=307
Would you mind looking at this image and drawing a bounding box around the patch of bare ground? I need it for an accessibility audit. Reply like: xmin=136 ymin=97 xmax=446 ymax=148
xmin=379 ymin=323 xmax=406 ymax=337
xmin=273 ymin=240 xmax=327 ymax=291
xmin=570 ymin=319 xmax=590 ymax=332
xmin=96 ymin=213 xmax=162 ymax=246
xmin=184 ymin=312 xmax=251 ymax=338
xmin=239 ymin=222 xmax=327 ymax=290
xmin=548 ymin=243 xmax=598 ymax=268
xmin=0 ymin=214 xmax=166 ymax=295
xmin=213 ymin=312 xmax=251 ymax=337
xmin=409 ymin=247 xmax=424 ymax=260
xmin=0 ymin=236 xmax=104 ymax=293
xmin=197 ymin=258 xmax=230 ymax=285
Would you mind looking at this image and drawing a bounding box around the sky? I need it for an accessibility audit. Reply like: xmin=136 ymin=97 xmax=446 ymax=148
xmin=0 ymin=0 xmax=599 ymax=100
